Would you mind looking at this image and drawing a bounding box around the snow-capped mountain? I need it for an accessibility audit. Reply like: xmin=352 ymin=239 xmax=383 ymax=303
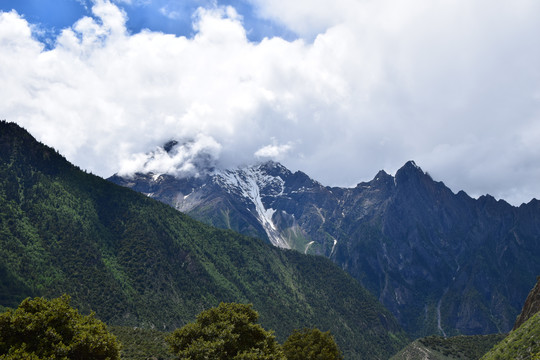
xmin=109 ymin=159 xmax=540 ymax=338
xmin=110 ymin=161 xmax=326 ymax=251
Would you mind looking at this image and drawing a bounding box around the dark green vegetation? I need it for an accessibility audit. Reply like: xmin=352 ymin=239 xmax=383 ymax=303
xmin=0 ymin=121 xmax=408 ymax=359
xmin=0 ymin=295 xmax=120 ymax=360
xmin=283 ymin=328 xmax=342 ymax=360
xmin=110 ymin=327 xmax=172 ymax=360
xmin=389 ymin=334 xmax=507 ymax=360
xmin=167 ymin=302 xmax=284 ymax=360
xmin=480 ymin=312 xmax=540 ymax=360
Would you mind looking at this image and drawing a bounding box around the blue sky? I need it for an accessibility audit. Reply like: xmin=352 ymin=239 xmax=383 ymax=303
xmin=1 ymin=0 xmax=540 ymax=205
xmin=0 ymin=0 xmax=295 ymax=45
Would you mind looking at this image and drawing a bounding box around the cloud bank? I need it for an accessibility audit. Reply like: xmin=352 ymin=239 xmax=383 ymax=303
xmin=1 ymin=0 xmax=540 ymax=205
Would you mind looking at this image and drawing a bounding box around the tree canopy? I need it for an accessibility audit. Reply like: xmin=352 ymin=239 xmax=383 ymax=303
xmin=166 ymin=302 xmax=285 ymax=360
xmin=0 ymin=295 xmax=120 ymax=360
xmin=283 ymin=328 xmax=343 ymax=360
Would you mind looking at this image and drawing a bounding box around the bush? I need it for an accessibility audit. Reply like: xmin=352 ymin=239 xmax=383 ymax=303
xmin=0 ymin=295 xmax=120 ymax=360
xmin=283 ymin=328 xmax=343 ymax=360
xmin=166 ymin=302 xmax=285 ymax=360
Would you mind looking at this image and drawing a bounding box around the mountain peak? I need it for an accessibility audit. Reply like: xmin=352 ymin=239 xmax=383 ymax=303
xmin=254 ymin=160 xmax=292 ymax=178
xmin=163 ymin=140 xmax=179 ymax=153
xmin=394 ymin=160 xmax=426 ymax=185
xmin=403 ymin=160 xmax=422 ymax=172
xmin=373 ymin=169 xmax=393 ymax=181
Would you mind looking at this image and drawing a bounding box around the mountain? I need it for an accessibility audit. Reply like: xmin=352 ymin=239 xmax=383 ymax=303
xmin=0 ymin=121 xmax=408 ymax=360
xmin=480 ymin=312 xmax=540 ymax=360
xmin=109 ymin=161 xmax=320 ymax=250
xmin=110 ymin=146 xmax=540 ymax=337
xmin=389 ymin=277 xmax=540 ymax=360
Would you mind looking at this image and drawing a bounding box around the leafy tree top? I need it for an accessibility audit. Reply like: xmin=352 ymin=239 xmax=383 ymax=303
xmin=0 ymin=295 xmax=120 ymax=360
xmin=166 ymin=302 xmax=285 ymax=360
xmin=283 ymin=328 xmax=343 ymax=360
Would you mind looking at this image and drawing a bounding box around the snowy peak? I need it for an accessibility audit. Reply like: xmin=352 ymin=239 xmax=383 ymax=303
xmin=256 ymin=160 xmax=292 ymax=178
xmin=213 ymin=162 xmax=287 ymax=198
xmin=212 ymin=163 xmax=288 ymax=248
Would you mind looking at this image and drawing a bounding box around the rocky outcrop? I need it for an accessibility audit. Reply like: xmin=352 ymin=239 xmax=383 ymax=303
xmin=513 ymin=276 xmax=540 ymax=330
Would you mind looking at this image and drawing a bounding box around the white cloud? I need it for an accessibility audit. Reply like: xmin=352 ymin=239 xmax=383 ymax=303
xmin=1 ymin=0 xmax=540 ymax=205
xmin=255 ymin=139 xmax=293 ymax=159
xmin=118 ymin=134 xmax=222 ymax=177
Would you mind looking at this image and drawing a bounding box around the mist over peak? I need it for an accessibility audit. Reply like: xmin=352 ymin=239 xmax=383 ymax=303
xmin=117 ymin=135 xmax=221 ymax=178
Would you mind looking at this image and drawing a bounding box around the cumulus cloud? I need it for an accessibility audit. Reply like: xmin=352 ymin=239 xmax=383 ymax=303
xmin=255 ymin=139 xmax=294 ymax=160
xmin=1 ymin=0 xmax=540 ymax=205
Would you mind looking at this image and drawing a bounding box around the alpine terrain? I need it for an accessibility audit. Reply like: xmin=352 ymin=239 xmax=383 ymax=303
xmin=110 ymin=140 xmax=540 ymax=337
xmin=0 ymin=121 xmax=408 ymax=360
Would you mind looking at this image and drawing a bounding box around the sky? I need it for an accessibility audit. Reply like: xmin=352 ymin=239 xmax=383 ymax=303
xmin=1 ymin=0 xmax=540 ymax=205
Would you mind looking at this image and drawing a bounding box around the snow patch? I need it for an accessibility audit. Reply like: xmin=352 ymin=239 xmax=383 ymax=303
xmin=330 ymin=238 xmax=338 ymax=256
xmin=305 ymin=241 xmax=315 ymax=254
xmin=213 ymin=165 xmax=289 ymax=248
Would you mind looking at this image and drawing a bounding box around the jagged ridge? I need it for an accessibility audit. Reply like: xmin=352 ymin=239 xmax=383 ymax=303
xmin=110 ymin=152 xmax=540 ymax=338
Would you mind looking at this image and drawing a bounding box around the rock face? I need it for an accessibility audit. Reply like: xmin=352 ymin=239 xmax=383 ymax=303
xmin=109 ymin=160 xmax=540 ymax=337
xmin=513 ymin=276 xmax=540 ymax=330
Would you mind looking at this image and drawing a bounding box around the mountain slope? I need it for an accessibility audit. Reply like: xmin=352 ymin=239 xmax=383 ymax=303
xmin=480 ymin=312 xmax=540 ymax=360
xmin=513 ymin=276 xmax=540 ymax=330
xmin=389 ymin=334 xmax=506 ymax=360
xmin=110 ymin=144 xmax=540 ymax=337
xmin=0 ymin=121 xmax=408 ymax=360
xmin=390 ymin=276 xmax=540 ymax=360
xmin=480 ymin=277 xmax=540 ymax=360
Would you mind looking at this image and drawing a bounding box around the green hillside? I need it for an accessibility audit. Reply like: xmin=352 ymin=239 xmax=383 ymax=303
xmin=480 ymin=312 xmax=540 ymax=360
xmin=0 ymin=121 xmax=408 ymax=359
xmin=390 ymin=334 xmax=506 ymax=360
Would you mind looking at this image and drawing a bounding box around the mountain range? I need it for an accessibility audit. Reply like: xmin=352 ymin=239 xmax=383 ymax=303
xmin=110 ymin=141 xmax=540 ymax=337
xmin=0 ymin=121 xmax=408 ymax=360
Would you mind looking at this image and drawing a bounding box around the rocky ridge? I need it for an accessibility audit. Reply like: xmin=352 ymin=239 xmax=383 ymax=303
xmin=109 ymin=158 xmax=540 ymax=337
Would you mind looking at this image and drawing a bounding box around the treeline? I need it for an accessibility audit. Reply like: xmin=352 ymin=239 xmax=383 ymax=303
xmin=0 ymin=296 xmax=342 ymax=360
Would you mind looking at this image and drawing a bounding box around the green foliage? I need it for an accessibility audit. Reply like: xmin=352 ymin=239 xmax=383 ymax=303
xmin=0 ymin=295 xmax=120 ymax=360
xmin=283 ymin=328 xmax=342 ymax=360
xmin=481 ymin=312 xmax=540 ymax=360
xmin=167 ymin=303 xmax=285 ymax=360
xmin=109 ymin=326 xmax=172 ymax=360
